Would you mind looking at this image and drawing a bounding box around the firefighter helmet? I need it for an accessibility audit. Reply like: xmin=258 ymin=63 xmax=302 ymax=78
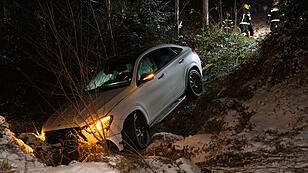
xmin=243 ymin=4 xmax=250 ymax=10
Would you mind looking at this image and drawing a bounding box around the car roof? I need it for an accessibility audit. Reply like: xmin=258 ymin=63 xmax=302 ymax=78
xmin=138 ymin=44 xmax=185 ymax=57
xmin=106 ymin=44 xmax=186 ymax=63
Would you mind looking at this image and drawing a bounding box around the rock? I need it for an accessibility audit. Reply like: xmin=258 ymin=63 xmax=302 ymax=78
xmin=146 ymin=132 xmax=183 ymax=153
xmin=151 ymin=132 xmax=184 ymax=143
xmin=176 ymin=158 xmax=201 ymax=173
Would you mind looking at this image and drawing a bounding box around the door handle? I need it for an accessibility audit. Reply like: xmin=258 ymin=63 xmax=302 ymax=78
xmin=179 ymin=58 xmax=184 ymax=64
xmin=158 ymin=73 xmax=165 ymax=79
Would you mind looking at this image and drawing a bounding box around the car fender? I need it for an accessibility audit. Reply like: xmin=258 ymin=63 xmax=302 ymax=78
xmin=106 ymin=105 xmax=150 ymax=151
xmin=107 ymin=132 xmax=124 ymax=151
xmin=108 ymin=100 xmax=150 ymax=133
xmin=121 ymin=105 xmax=150 ymax=127
xmin=108 ymin=106 xmax=149 ymax=151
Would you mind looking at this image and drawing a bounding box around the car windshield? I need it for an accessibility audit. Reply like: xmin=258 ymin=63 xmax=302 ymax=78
xmin=87 ymin=57 xmax=135 ymax=91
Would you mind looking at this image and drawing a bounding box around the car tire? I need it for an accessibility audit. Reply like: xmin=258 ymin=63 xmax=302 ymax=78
xmin=122 ymin=112 xmax=150 ymax=150
xmin=187 ymin=69 xmax=203 ymax=99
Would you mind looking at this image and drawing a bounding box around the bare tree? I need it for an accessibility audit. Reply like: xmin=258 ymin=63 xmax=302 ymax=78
xmin=175 ymin=0 xmax=180 ymax=36
xmin=219 ymin=0 xmax=222 ymax=26
xmin=202 ymin=0 xmax=209 ymax=29
xmin=234 ymin=0 xmax=237 ymax=26
xmin=106 ymin=0 xmax=116 ymax=56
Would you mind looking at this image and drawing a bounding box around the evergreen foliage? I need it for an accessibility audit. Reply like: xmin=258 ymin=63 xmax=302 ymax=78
xmin=183 ymin=25 xmax=258 ymax=82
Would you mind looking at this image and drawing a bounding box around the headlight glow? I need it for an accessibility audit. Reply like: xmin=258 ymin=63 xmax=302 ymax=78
xmin=85 ymin=115 xmax=113 ymax=134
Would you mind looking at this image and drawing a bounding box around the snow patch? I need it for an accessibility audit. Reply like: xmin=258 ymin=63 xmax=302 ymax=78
xmin=0 ymin=116 xmax=44 ymax=172
xmin=131 ymin=157 xmax=201 ymax=173
xmin=173 ymin=134 xmax=214 ymax=163
xmin=28 ymin=162 xmax=119 ymax=173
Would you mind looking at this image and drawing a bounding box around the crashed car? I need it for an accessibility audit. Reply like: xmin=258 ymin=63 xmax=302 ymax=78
xmin=42 ymin=44 xmax=203 ymax=151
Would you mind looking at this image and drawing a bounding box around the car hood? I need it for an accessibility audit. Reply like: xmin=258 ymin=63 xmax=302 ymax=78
xmin=42 ymin=86 xmax=128 ymax=131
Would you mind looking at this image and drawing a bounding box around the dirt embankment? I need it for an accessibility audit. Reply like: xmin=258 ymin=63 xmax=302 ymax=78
xmin=151 ymin=71 xmax=307 ymax=172
xmin=151 ymin=10 xmax=308 ymax=172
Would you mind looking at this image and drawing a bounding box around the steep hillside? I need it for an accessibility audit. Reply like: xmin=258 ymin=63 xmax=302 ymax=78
xmin=1 ymin=1 xmax=307 ymax=172
xmin=151 ymin=1 xmax=308 ymax=172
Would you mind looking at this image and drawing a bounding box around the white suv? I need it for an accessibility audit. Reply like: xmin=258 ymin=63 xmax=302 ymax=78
xmin=42 ymin=44 xmax=203 ymax=151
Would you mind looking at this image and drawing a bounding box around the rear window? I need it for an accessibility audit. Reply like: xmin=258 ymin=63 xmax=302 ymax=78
xmin=170 ymin=47 xmax=182 ymax=55
xmin=145 ymin=47 xmax=183 ymax=69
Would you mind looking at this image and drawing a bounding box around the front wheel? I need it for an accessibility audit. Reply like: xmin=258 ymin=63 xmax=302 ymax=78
xmin=122 ymin=112 xmax=150 ymax=150
xmin=187 ymin=69 xmax=203 ymax=99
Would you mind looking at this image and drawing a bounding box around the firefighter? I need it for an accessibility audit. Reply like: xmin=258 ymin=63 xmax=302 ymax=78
xmin=223 ymin=12 xmax=233 ymax=33
xmin=267 ymin=0 xmax=281 ymax=31
xmin=239 ymin=4 xmax=254 ymax=38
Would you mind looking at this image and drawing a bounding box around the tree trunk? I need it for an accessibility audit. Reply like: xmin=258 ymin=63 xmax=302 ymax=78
xmin=106 ymin=0 xmax=116 ymax=56
xmin=2 ymin=0 xmax=8 ymax=23
xmin=175 ymin=0 xmax=179 ymax=37
xmin=202 ymin=0 xmax=209 ymax=29
xmin=234 ymin=0 xmax=237 ymax=26
xmin=219 ymin=0 xmax=223 ymax=27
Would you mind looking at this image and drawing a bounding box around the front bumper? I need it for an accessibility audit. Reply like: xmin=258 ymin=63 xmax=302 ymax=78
xmin=45 ymin=127 xmax=124 ymax=151
xmin=81 ymin=129 xmax=124 ymax=150
xmin=45 ymin=127 xmax=84 ymax=144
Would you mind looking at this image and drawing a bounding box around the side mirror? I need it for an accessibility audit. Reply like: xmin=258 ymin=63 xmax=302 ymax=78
xmin=138 ymin=73 xmax=154 ymax=86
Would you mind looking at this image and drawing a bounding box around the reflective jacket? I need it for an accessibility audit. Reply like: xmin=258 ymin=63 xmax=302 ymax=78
xmin=240 ymin=9 xmax=251 ymax=25
xmin=223 ymin=16 xmax=234 ymax=29
xmin=267 ymin=4 xmax=281 ymax=23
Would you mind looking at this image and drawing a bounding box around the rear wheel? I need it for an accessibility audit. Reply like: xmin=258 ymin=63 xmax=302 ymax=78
xmin=122 ymin=112 xmax=150 ymax=150
xmin=187 ymin=69 xmax=203 ymax=99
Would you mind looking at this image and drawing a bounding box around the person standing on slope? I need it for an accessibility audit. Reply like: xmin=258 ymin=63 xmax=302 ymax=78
xmin=239 ymin=4 xmax=254 ymax=38
xmin=267 ymin=0 xmax=281 ymax=31
xmin=223 ymin=12 xmax=234 ymax=33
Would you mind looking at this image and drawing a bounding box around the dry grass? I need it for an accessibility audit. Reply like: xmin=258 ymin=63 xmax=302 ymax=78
xmin=32 ymin=1 xmax=159 ymax=167
xmin=27 ymin=0 xmax=116 ymax=164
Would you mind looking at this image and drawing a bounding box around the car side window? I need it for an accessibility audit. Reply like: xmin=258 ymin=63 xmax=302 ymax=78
xmin=148 ymin=47 xmax=182 ymax=69
xmin=136 ymin=47 xmax=182 ymax=82
xmin=137 ymin=56 xmax=158 ymax=82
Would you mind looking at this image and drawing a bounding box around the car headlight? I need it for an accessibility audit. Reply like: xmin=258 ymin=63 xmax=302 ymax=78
xmin=85 ymin=115 xmax=113 ymax=134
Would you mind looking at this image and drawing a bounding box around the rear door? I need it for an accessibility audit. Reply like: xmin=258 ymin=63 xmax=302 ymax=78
xmin=150 ymin=47 xmax=185 ymax=101
xmin=161 ymin=47 xmax=186 ymax=99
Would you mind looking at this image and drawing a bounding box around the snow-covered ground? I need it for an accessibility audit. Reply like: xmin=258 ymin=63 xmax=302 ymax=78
xmin=145 ymin=77 xmax=308 ymax=172
xmin=29 ymin=162 xmax=118 ymax=173
xmin=0 ymin=116 xmax=201 ymax=173
xmin=0 ymin=116 xmax=44 ymax=172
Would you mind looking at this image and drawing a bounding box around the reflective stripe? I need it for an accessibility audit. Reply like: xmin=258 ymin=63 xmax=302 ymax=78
xmin=241 ymin=14 xmax=245 ymax=23
xmin=239 ymin=22 xmax=250 ymax=25
xmin=271 ymin=19 xmax=280 ymax=22
xmin=271 ymin=8 xmax=279 ymax=12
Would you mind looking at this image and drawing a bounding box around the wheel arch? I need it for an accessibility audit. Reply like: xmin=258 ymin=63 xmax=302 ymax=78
xmin=185 ymin=64 xmax=202 ymax=89
xmin=122 ymin=109 xmax=149 ymax=130
xmin=120 ymin=109 xmax=150 ymax=150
